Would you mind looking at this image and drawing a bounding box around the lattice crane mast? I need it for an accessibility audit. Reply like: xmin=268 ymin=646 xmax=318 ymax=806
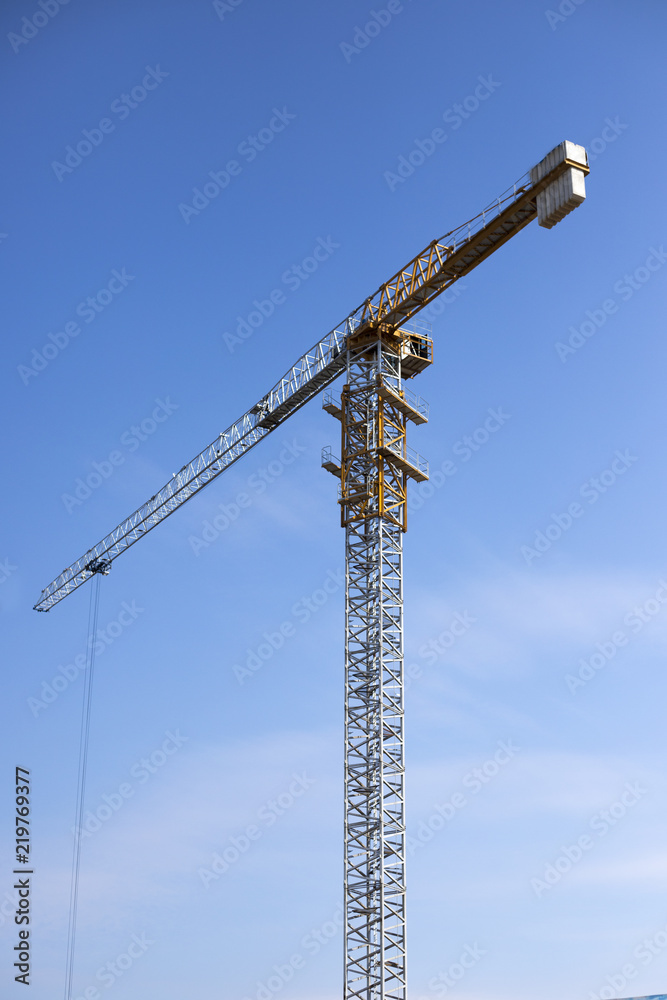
xmin=35 ymin=141 xmax=589 ymax=1000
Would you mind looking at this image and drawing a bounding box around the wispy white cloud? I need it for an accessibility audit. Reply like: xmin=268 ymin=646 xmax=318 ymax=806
xmin=408 ymin=747 xmax=660 ymax=821
xmin=37 ymin=729 xmax=338 ymax=923
xmin=410 ymin=567 xmax=667 ymax=676
xmin=576 ymin=851 xmax=667 ymax=885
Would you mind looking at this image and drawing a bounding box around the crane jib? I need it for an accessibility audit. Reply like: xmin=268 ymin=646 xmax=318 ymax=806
xmin=34 ymin=142 xmax=588 ymax=612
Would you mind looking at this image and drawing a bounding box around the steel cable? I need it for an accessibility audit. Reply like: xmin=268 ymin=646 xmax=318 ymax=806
xmin=63 ymin=573 xmax=102 ymax=1000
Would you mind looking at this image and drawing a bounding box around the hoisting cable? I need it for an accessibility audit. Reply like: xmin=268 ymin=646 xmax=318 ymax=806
xmin=63 ymin=571 xmax=103 ymax=1000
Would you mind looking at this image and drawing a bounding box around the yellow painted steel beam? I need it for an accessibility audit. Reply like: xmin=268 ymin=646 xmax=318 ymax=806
xmin=354 ymin=154 xmax=589 ymax=333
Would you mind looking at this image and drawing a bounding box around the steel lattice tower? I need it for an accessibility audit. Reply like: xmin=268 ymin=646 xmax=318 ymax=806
xmin=324 ymin=325 xmax=431 ymax=1000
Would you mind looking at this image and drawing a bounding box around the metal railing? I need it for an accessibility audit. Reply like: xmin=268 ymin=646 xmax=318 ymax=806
xmin=321 ymin=445 xmax=341 ymax=468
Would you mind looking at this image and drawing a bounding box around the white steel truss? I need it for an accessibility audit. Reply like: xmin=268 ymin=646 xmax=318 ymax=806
xmin=35 ymin=147 xmax=586 ymax=612
xmin=345 ymin=515 xmax=406 ymax=1000
xmin=342 ymin=337 xmax=416 ymax=1000
xmin=33 ymin=325 xmax=350 ymax=610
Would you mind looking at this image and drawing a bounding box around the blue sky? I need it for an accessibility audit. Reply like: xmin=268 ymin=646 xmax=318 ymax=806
xmin=2 ymin=1 xmax=667 ymax=998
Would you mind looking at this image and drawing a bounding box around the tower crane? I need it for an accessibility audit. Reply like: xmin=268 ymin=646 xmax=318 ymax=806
xmin=35 ymin=140 xmax=589 ymax=1000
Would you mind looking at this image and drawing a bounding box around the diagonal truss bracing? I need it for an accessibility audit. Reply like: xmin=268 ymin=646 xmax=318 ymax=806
xmin=342 ymin=337 xmax=413 ymax=1000
xmin=353 ymin=151 xmax=588 ymax=331
xmin=36 ymin=146 xmax=587 ymax=612
xmin=345 ymin=517 xmax=407 ymax=1000
xmin=34 ymin=326 xmax=349 ymax=610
